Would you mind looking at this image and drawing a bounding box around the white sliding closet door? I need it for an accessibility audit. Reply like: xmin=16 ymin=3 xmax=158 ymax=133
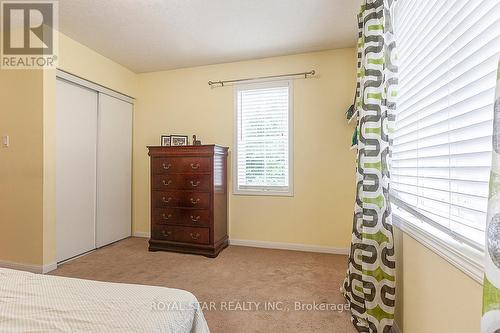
xmin=56 ymin=79 xmax=98 ymax=262
xmin=96 ymin=94 xmax=132 ymax=248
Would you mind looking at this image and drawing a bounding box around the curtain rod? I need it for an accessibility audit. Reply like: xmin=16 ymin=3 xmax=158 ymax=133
xmin=208 ymin=70 xmax=316 ymax=87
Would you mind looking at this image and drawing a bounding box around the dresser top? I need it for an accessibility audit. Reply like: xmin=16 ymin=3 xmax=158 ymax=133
xmin=148 ymin=144 xmax=228 ymax=156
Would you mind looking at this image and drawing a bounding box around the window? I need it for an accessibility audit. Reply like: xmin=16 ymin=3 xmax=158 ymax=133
xmin=391 ymin=0 xmax=499 ymax=250
xmin=234 ymin=80 xmax=293 ymax=196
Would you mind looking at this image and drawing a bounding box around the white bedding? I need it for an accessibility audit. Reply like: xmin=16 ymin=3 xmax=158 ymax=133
xmin=0 ymin=268 xmax=210 ymax=333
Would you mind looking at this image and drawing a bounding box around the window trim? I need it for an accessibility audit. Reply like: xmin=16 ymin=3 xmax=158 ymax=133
xmin=233 ymin=80 xmax=294 ymax=197
xmin=391 ymin=197 xmax=484 ymax=284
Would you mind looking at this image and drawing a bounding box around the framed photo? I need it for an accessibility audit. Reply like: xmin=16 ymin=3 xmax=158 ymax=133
xmin=161 ymin=135 xmax=171 ymax=146
xmin=171 ymin=135 xmax=189 ymax=146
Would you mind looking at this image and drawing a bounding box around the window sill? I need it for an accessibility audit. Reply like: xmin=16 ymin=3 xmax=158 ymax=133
xmin=233 ymin=189 xmax=294 ymax=197
xmin=392 ymin=208 xmax=484 ymax=285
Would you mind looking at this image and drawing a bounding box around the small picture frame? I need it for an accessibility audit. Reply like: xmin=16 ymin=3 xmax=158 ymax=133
xmin=161 ymin=135 xmax=171 ymax=146
xmin=171 ymin=135 xmax=189 ymax=146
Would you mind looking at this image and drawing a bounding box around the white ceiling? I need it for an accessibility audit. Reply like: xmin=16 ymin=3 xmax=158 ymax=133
xmin=59 ymin=0 xmax=359 ymax=73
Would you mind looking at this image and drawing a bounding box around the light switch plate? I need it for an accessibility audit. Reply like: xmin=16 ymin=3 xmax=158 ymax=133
xmin=2 ymin=135 xmax=9 ymax=147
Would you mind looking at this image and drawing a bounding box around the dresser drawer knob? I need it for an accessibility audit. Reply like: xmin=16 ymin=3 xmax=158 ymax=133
xmin=190 ymin=215 xmax=201 ymax=222
xmin=162 ymin=197 xmax=172 ymax=203
xmin=162 ymin=163 xmax=172 ymax=170
xmin=190 ymin=180 xmax=201 ymax=187
xmin=190 ymin=232 xmax=200 ymax=240
xmin=162 ymin=180 xmax=172 ymax=186
xmin=162 ymin=230 xmax=172 ymax=237
xmin=190 ymin=198 xmax=200 ymax=205
xmin=162 ymin=213 xmax=172 ymax=220
xmin=190 ymin=163 xmax=200 ymax=170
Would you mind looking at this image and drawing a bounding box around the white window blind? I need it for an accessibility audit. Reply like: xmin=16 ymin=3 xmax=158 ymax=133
xmin=392 ymin=0 xmax=500 ymax=248
xmin=234 ymin=81 xmax=292 ymax=195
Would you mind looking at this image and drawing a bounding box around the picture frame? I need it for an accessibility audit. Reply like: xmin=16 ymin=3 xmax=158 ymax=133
xmin=171 ymin=135 xmax=189 ymax=146
xmin=161 ymin=135 xmax=171 ymax=146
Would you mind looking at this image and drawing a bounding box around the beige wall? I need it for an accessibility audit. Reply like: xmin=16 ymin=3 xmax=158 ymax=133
xmin=57 ymin=33 xmax=137 ymax=97
xmin=43 ymin=69 xmax=56 ymax=266
xmin=0 ymin=70 xmax=45 ymax=265
xmin=133 ymin=48 xmax=357 ymax=248
xmin=394 ymin=227 xmax=404 ymax=329
xmin=394 ymin=227 xmax=483 ymax=333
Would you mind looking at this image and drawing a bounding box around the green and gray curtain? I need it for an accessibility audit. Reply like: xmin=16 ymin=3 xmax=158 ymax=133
xmin=342 ymin=0 xmax=397 ymax=332
xmin=482 ymin=60 xmax=500 ymax=333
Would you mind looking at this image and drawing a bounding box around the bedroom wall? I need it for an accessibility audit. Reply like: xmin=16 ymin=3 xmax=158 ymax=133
xmin=133 ymin=48 xmax=357 ymax=249
xmin=56 ymin=33 xmax=137 ymax=97
xmin=0 ymin=70 xmax=45 ymax=266
xmin=394 ymin=228 xmax=483 ymax=333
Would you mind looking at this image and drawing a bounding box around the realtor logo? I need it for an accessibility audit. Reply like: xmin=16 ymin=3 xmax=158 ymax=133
xmin=1 ymin=1 xmax=58 ymax=69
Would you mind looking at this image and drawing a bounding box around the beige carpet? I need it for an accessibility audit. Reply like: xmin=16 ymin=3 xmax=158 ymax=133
xmin=51 ymin=237 xmax=356 ymax=333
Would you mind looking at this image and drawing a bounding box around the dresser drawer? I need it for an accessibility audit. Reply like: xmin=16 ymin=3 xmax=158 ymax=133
xmin=152 ymin=157 xmax=211 ymax=174
xmin=153 ymin=191 xmax=210 ymax=209
xmin=154 ymin=208 xmax=210 ymax=227
xmin=152 ymin=225 xmax=176 ymax=241
xmin=174 ymin=226 xmax=210 ymax=245
xmin=152 ymin=174 xmax=211 ymax=191
xmin=152 ymin=225 xmax=210 ymax=245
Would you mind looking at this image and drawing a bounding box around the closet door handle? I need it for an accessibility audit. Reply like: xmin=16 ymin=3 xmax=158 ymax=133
xmin=190 ymin=180 xmax=200 ymax=187
xmin=162 ymin=230 xmax=172 ymax=237
xmin=190 ymin=215 xmax=201 ymax=222
xmin=162 ymin=197 xmax=172 ymax=203
xmin=162 ymin=213 xmax=172 ymax=220
xmin=162 ymin=180 xmax=172 ymax=186
xmin=190 ymin=163 xmax=200 ymax=170
xmin=190 ymin=198 xmax=200 ymax=205
xmin=190 ymin=232 xmax=200 ymax=240
xmin=162 ymin=163 xmax=172 ymax=170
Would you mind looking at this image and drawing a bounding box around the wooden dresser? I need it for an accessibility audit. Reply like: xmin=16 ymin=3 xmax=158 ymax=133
xmin=147 ymin=145 xmax=229 ymax=257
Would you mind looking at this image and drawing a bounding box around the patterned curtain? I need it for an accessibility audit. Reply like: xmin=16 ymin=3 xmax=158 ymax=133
xmin=342 ymin=0 xmax=397 ymax=332
xmin=482 ymin=60 xmax=500 ymax=333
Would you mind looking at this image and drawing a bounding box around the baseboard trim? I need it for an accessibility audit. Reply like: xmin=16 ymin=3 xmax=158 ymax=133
xmin=133 ymin=231 xmax=150 ymax=238
xmin=131 ymin=233 xmax=349 ymax=255
xmin=229 ymin=239 xmax=349 ymax=255
xmin=42 ymin=262 xmax=58 ymax=273
xmin=392 ymin=322 xmax=402 ymax=333
xmin=0 ymin=260 xmax=57 ymax=274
